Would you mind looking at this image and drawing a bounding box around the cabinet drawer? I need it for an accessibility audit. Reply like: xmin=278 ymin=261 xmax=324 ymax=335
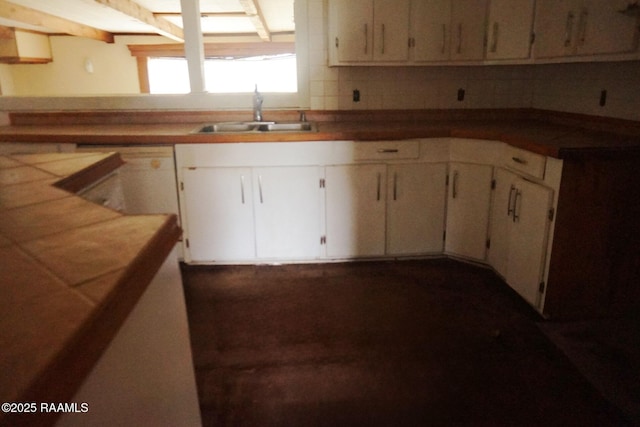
xmin=503 ymin=146 xmax=546 ymax=179
xmin=354 ymin=140 xmax=420 ymax=161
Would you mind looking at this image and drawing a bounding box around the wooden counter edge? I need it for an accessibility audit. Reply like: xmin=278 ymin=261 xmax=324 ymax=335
xmin=2 ymin=215 xmax=181 ymax=427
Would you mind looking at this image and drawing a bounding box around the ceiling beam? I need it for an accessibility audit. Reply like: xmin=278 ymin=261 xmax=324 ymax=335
xmin=238 ymin=0 xmax=271 ymax=41
xmin=0 ymin=0 xmax=114 ymax=43
xmin=93 ymin=0 xmax=184 ymax=42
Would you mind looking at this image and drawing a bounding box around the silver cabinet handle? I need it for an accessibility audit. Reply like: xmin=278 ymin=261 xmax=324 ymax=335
xmin=513 ymin=190 xmax=522 ymax=223
xmin=490 ymin=22 xmax=499 ymax=53
xmin=393 ymin=172 xmax=398 ymax=201
xmin=377 ymin=148 xmax=399 ymax=153
xmin=564 ymin=11 xmax=575 ymax=47
xmin=578 ymin=8 xmax=588 ymax=45
xmin=258 ymin=174 xmax=264 ymax=204
xmin=456 ymin=23 xmax=463 ymax=54
xmin=381 ymin=24 xmax=386 ymax=54
xmin=442 ymin=24 xmax=447 ymax=54
xmin=364 ymin=23 xmax=368 ymax=54
xmin=240 ymin=175 xmax=246 ymax=204
xmin=376 ymin=172 xmax=381 ymax=201
xmin=507 ymin=184 xmax=516 ymax=216
xmin=511 ymin=156 xmax=528 ymax=165
xmin=452 ymin=171 xmax=459 ymax=199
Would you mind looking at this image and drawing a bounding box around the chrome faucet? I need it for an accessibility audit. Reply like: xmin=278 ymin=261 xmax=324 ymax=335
xmin=253 ymin=85 xmax=263 ymax=122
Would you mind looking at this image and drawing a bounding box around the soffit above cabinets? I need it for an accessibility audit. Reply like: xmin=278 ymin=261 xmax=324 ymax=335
xmin=0 ymin=0 xmax=294 ymax=42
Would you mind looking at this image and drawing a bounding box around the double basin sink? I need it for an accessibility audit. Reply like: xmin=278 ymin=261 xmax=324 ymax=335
xmin=193 ymin=121 xmax=315 ymax=134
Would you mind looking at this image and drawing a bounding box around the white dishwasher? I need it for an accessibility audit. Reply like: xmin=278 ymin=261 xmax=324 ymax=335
xmin=75 ymin=145 xmax=180 ymax=217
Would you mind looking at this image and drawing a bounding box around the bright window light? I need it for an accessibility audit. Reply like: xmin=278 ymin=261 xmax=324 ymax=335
xmin=147 ymin=54 xmax=297 ymax=94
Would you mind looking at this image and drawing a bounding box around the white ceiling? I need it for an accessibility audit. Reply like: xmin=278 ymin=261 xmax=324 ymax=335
xmin=0 ymin=0 xmax=295 ymax=39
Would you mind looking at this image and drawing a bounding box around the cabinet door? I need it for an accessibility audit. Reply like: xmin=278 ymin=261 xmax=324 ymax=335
xmin=445 ymin=163 xmax=493 ymax=260
xmin=181 ymin=167 xmax=255 ymax=262
xmin=487 ymin=168 xmax=520 ymax=278
xmin=576 ymin=0 xmax=640 ymax=56
xmin=325 ymin=164 xmax=387 ymax=258
xmin=253 ymin=166 xmax=322 ymax=260
xmin=485 ymin=0 xmax=535 ymax=60
xmin=507 ymin=178 xmax=553 ymax=307
xmin=411 ymin=0 xmax=452 ymax=62
xmin=373 ymin=0 xmax=410 ymax=61
xmin=330 ymin=0 xmax=373 ymax=62
xmin=450 ymin=0 xmax=488 ymax=61
xmin=387 ymin=163 xmax=447 ymax=255
xmin=534 ymin=0 xmax=583 ymax=58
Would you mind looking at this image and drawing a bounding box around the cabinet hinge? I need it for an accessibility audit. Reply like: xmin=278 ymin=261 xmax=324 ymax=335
xmin=539 ymin=281 xmax=546 ymax=293
xmin=548 ymin=208 xmax=555 ymax=221
xmin=443 ymin=230 xmax=446 ymax=241
xmin=180 ymin=181 xmax=184 ymax=191
xmin=185 ymin=238 xmax=190 ymax=248
xmin=335 ymin=37 xmax=339 ymax=48
xmin=320 ymin=178 xmax=325 ymax=188
xmin=320 ymin=236 xmax=326 ymax=245
xmin=486 ymin=238 xmax=491 ymax=249
xmin=530 ymin=32 xmax=536 ymax=45
xmin=445 ymin=174 xmax=449 ymax=186
xmin=491 ymin=179 xmax=496 ymax=190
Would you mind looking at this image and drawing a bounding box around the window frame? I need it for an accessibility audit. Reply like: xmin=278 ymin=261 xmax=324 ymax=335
xmin=128 ymin=42 xmax=296 ymax=94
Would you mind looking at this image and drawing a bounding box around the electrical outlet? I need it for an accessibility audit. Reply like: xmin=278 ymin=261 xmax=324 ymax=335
xmin=353 ymin=89 xmax=360 ymax=102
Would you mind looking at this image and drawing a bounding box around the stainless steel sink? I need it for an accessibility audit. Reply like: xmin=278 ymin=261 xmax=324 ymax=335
xmin=192 ymin=121 xmax=315 ymax=134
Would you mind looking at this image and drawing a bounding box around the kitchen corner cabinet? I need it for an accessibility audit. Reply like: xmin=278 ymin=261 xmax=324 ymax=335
xmin=488 ymin=168 xmax=554 ymax=308
xmin=485 ymin=0 xmax=535 ymax=60
xmin=329 ymin=0 xmax=410 ymax=64
xmin=534 ymin=0 xmax=640 ymax=59
xmin=444 ymin=162 xmax=493 ymax=261
xmin=325 ymin=164 xmax=387 ymax=258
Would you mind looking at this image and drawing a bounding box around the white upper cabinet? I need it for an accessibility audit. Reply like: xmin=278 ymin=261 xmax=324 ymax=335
xmin=329 ymin=0 xmax=410 ymax=64
xmin=534 ymin=0 xmax=640 ymax=59
xmin=410 ymin=0 xmax=488 ymax=63
xmin=485 ymin=0 xmax=536 ymax=60
xmin=450 ymin=0 xmax=489 ymax=61
xmin=410 ymin=0 xmax=452 ymax=62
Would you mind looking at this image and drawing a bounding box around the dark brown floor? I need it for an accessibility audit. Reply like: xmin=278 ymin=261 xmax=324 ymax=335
xmin=182 ymin=259 xmax=631 ymax=426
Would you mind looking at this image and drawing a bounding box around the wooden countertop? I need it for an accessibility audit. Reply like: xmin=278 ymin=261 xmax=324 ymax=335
xmin=0 ymin=109 xmax=639 ymax=159
xmin=0 ymin=152 xmax=181 ymax=427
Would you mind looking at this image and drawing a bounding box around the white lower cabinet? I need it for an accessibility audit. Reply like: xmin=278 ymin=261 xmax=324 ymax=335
xmin=175 ymin=140 xmax=562 ymax=314
xmin=181 ymin=166 xmax=322 ymax=263
xmin=488 ymin=167 xmax=554 ymax=307
xmin=387 ymin=163 xmax=447 ymax=255
xmin=182 ymin=167 xmax=255 ymax=263
xmin=325 ymin=164 xmax=387 ymax=258
xmin=253 ymin=166 xmax=323 ymax=260
xmin=444 ymin=162 xmax=493 ymax=261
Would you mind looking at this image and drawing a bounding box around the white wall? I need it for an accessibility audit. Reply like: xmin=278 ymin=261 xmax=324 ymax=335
xmin=532 ymin=61 xmax=640 ymax=121
xmin=7 ymin=36 xmax=140 ymax=96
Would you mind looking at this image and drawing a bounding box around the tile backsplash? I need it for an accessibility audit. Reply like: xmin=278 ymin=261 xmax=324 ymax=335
xmin=306 ymin=0 xmax=640 ymax=121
